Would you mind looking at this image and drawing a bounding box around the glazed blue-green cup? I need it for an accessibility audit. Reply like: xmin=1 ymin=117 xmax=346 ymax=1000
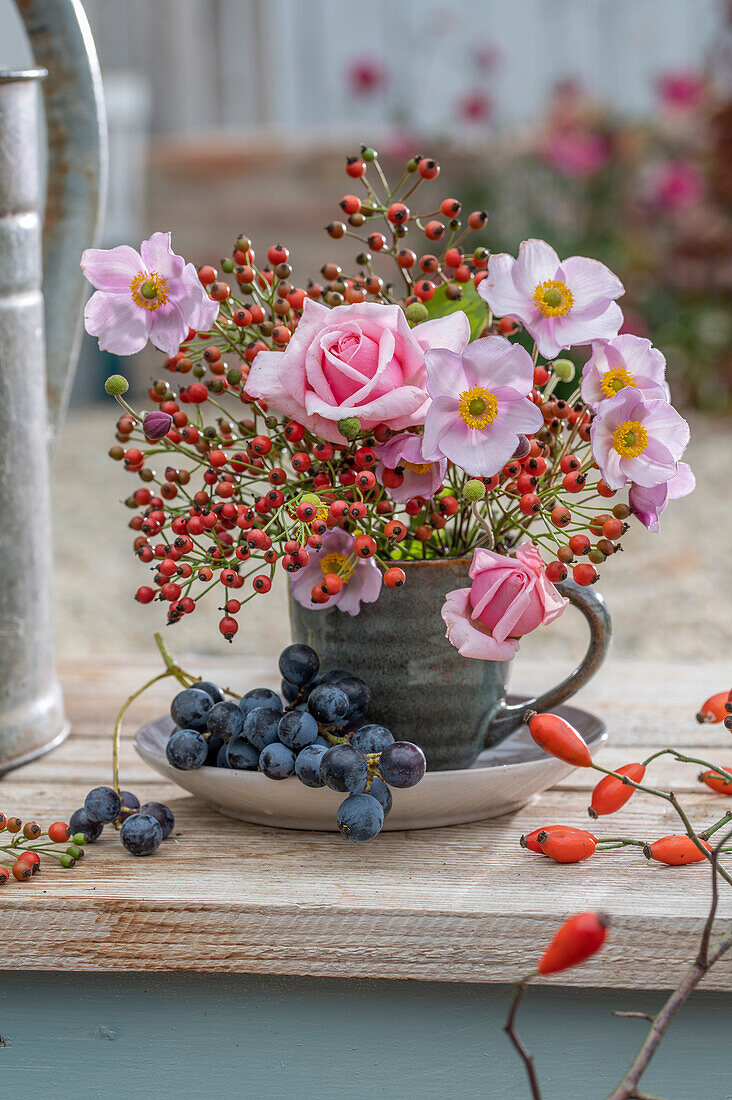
xmin=289 ymin=558 xmax=611 ymax=771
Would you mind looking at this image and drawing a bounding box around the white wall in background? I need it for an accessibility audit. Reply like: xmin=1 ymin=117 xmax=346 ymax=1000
xmin=74 ymin=0 xmax=722 ymax=137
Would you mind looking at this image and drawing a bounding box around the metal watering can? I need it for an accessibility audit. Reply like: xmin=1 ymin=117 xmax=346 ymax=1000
xmin=0 ymin=0 xmax=105 ymax=770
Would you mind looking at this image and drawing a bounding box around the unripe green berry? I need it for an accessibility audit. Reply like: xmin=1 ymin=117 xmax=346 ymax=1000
xmin=226 ymin=368 xmax=242 ymax=386
xmin=464 ymin=479 xmax=486 ymax=502
xmin=404 ymin=302 xmax=429 ymax=325
xmin=71 ymin=833 xmax=87 ymax=846
xmin=552 ymin=358 xmax=576 ymax=382
xmin=66 ymin=844 xmax=84 ymax=860
xmin=104 ymin=375 xmax=129 ymax=396
xmin=221 ymin=257 xmax=235 ymax=273
xmin=337 ymin=417 xmax=361 ymax=441
xmin=300 ymin=493 xmax=322 ymax=507
xmin=361 ymin=146 xmax=377 ymax=161
xmin=60 ymin=854 xmax=76 ymax=868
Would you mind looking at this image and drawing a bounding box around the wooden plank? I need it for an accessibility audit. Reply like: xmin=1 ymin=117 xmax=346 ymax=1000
xmin=1 ymin=658 xmax=731 ymax=986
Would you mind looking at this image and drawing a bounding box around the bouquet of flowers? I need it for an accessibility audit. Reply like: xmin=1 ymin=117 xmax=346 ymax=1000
xmin=83 ymin=145 xmax=693 ymax=660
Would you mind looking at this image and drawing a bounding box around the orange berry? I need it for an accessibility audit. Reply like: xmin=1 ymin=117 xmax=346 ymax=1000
xmin=589 ymin=764 xmax=646 ymax=817
xmin=644 ymin=835 xmax=711 ymax=866
xmin=699 ymin=769 xmax=732 ymax=795
xmin=525 ymin=711 xmax=592 ymax=767
xmin=538 ymin=827 xmax=597 ymax=863
xmin=384 ymin=567 xmax=406 ymax=589
xmin=696 ymin=691 xmax=732 ymax=724
xmin=12 ymin=859 xmax=33 ymax=881
xmin=538 ymin=911 xmax=609 ymax=975
xmin=520 ymin=824 xmax=593 ymax=854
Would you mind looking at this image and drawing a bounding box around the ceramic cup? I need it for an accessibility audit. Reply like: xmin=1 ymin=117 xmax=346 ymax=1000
xmin=289 ymin=558 xmax=611 ymax=771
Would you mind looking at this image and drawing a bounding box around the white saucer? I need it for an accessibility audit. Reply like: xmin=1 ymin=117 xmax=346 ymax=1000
xmin=133 ymin=696 xmax=606 ymax=831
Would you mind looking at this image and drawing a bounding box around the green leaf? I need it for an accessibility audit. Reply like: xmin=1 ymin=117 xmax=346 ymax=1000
xmin=421 ymin=281 xmax=488 ymax=342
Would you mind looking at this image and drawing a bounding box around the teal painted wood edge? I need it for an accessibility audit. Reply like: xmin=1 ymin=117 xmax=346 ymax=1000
xmin=0 ymin=972 xmax=729 ymax=1100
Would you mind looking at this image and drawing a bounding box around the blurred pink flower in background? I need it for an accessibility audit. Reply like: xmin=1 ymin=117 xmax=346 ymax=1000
xmin=457 ymin=90 xmax=493 ymax=124
xmin=473 ymin=42 xmax=503 ymax=72
xmin=656 ymin=70 xmax=706 ymax=112
xmin=542 ymin=130 xmax=611 ymax=179
xmin=442 ymin=544 xmax=568 ymax=661
xmin=346 ymin=56 xmax=389 ymax=96
xmin=650 ymin=160 xmax=705 ymax=212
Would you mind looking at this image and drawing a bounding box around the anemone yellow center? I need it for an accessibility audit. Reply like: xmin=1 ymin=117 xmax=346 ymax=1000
xmin=612 ymin=420 xmax=649 ymax=459
xmin=401 ymin=458 xmax=433 ymax=474
xmin=458 ymin=386 xmax=499 ymax=430
xmin=533 ymin=279 xmax=574 ymax=317
xmin=320 ymin=552 xmax=356 ymax=582
xmin=130 ymin=270 xmax=169 ymax=311
xmin=600 ymin=366 xmax=636 ymax=398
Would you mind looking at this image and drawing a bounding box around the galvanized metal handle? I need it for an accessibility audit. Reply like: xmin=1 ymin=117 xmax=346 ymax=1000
xmin=488 ymin=580 xmax=612 ymax=739
xmin=15 ymin=0 xmax=107 ymax=449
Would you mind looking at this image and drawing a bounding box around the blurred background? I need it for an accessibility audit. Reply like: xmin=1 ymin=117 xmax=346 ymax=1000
xmin=1 ymin=0 xmax=730 ymax=669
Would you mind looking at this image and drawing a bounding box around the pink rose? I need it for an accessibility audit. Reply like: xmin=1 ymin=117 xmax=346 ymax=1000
xmin=245 ymin=299 xmax=470 ymax=444
xmin=441 ymin=544 xmax=568 ymax=661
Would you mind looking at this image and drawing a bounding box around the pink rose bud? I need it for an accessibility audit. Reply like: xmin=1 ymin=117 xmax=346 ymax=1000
xmin=143 ymin=410 xmax=173 ymax=440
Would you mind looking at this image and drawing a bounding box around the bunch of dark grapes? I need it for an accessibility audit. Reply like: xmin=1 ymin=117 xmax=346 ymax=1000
xmin=68 ymin=787 xmax=175 ymax=857
xmin=164 ymin=644 xmax=426 ymax=841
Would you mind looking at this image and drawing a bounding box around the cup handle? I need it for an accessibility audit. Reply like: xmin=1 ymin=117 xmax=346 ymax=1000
xmin=486 ymin=580 xmax=612 ymax=742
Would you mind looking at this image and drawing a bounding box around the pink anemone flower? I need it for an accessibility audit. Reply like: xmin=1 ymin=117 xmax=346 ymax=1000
xmin=479 ymin=238 xmax=624 ymax=360
xmin=421 ymin=336 xmax=543 ymax=477
xmin=373 ymin=432 xmax=446 ymax=503
xmin=590 ymin=388 xmax=690 ymax=491
xmin=629 ymin=462 xmax=695 ymax=532
xmin=581 ymin=335 xmax=670 ymax=410
xmin=81 ymin=232 xmax=219 ymax=357
xmin=441 ymin=544 xmax=568 ymax=661
xmin=289 ymin=528 xmax=382 ymax=617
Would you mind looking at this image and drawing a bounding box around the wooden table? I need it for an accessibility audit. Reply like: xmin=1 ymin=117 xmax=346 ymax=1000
xmin=1 ymin=657 xmax=731 ymax=1100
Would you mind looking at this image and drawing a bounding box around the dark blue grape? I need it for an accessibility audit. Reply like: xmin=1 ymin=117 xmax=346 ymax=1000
xmin=69 ymin=807 xmax=103 ymax=843
xmin=294 ymin=744 xmax=327 ymax=787
xmin=314 ymin=734 xmax=331 ymax=748
xmin=120 ymin=813 xmax=163 ymax=856
xmin=281 ymin=678 xmax=301 ymax=704
xmin=116 ymin=791 xmax=140 ymax=824
xmin=206 ymin=700 xmax=244 ymax=741
xmin=139 ymin=801 xmax=175 ymax=838
xmin=319 ymin=670 xmax=370 ymax=719
xmin=242 ymin=707 xmax=282 ymax=750
xmin=239 ymin=688 xmax=283 ymax=716
xmin=278 ymin=644 xmax=319 ymax=687
xmin=190 ymin=680 xmax=225 ymax=704
xmin=170 ymin=688 xmax=213 ymax=731
xmin=216 ymin=741 xmax=232 ymax=768
xmin=84 ymin=786 xmax=122 ymax=824
xmin=377 ymin=741 xmax=426 ymax=788
xmin=205 ymin=735 xmax=223 ymax=765
xmin=166 ymin=728 xmax=208 ymax=770
xmin=320 ymin=744 xmax=368 ymax=792
xmin=226 ymin=734 xmax=260 ymax=770
xmin=277 ymin=709 xmax=319 ymax=751
xmin=259 ymin=742 xmax=296 ymax=780
xmin=336 ymin=793 xmax=384 ymax=841
xmin=307 ymin=684 xmax=350 ymax=726
xmin=351 ymin=724 xmax=394 ymax=754
xmin=368 ymin=777 xmax=393 ymax=818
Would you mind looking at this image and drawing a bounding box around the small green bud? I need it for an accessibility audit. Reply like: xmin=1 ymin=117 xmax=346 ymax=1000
xmin=464 ymin=479 xmax=486 ymax=502
xmin=66 ymin=844 xmax=84 ymax=860
xmin=300 ymin=492 xmax=322 ymax=507
xmin=104 ymin=375 xmax=129 ymax=396
xmin=60 ymin=854 xmax=76 ymax=868
xmin=406 ymin=157 xmax=419 ymax=173
xmin=226 ymin=368 xmax=242 ymax=386
xmin=236 ymin=234 xmax=250 ymax=252
xmin=221 ymin=257 xmax=235 ymax=273
xmin=361 ymin=146 xmax=377 ymax=162
xmin=337 ymin=417 xmax=361 ymax=441
xmin=552 ymin=358 xmax=576 ymax=382
xmin=404 ymin=302 xmax=429 ymax=325
xmin=71 ymin=833 xmax=87 ymax=846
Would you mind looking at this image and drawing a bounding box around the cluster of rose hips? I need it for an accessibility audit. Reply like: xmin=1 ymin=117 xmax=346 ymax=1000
xmin=0 ymin=815 xmax=86 ymax=882
xmin=520 ymin=690 xmax=732 ymax=868
xmin=107 ymin=147 xmax=634 ymax=637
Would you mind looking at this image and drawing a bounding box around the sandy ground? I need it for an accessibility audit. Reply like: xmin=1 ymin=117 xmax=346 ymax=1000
xmin=51 ymin=408 xmax=731 ymax=673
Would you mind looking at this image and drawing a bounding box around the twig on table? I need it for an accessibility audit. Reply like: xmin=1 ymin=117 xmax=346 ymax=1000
xmin=612 ymin=1011 xmax=655 ymax=1023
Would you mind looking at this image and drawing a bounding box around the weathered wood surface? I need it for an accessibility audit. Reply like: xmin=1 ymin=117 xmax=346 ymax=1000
xmin=1 ymin=657 xmax=732 ymax=988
